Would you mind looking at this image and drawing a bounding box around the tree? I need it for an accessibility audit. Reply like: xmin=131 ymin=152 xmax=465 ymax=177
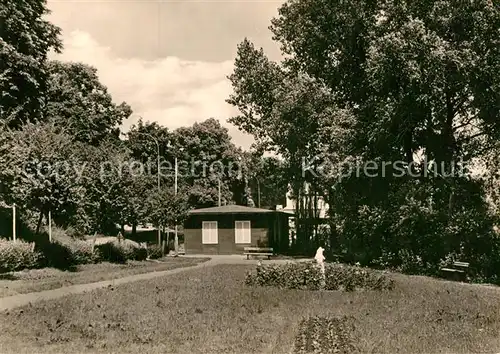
xmin=169 ymin=118 xmax=244 ymax=208
xmin=127 ymin=119 xmax=169 ymax=159
xmin=146 ymin=188 xmax=189 ymax=232
xmin=0 ymin=122 xmax=83 ymax=233
xmin=268 ymin=0 xmax=499 ymax=165
xmin=75 ymin=139 xmax=135 ymax=234
xmin=0 ymin=0 xmax=62 ymax=127
xmin=241 ymin=152 xmax=288 ymax=208
xmin=45 ymin=61 xmax=132 ymax=144
xmin=227 ymin=0 xmax=500 ymax=264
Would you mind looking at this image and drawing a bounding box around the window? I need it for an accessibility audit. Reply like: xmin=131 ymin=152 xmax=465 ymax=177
xmin=202 ymin=221 xmax=218 ymax=244
xmin=235 ymin=220 xmax=251 ymax=244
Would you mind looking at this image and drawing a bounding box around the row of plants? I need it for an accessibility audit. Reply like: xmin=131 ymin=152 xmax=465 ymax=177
xmin=245 ymin=261 xmax=394 ymax=291
xmin=294 ymin=316 xmax=356 ymax=354
xmin=0 ymin=237 xmax=165 ymax=273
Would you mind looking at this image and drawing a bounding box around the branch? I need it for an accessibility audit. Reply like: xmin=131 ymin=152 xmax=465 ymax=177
xmin=453 ymin=114 xmax=478 ymax=131
xmin=461 ymin=131 xmax=488 ymax=142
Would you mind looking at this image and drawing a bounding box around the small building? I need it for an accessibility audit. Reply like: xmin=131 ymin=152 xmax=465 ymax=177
xmin=183 ymin=205 xmax=292 ymax=255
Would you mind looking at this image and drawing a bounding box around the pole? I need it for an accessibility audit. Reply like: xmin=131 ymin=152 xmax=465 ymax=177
xmin=12 ymin=203 xmax=16 ymax=242
xmin=218 ymin=178 xmax=221 ymax=207
xmin=48 ymin=210 xmax=52 ymax=242
xmin=157 ymin=142 xmax=161 ymax=246
xmin=174 ymin=156 xmax=179 ymax=255
xmin=257 ymin=179 xmax=261 ymax=208
xmin=157 ymin=143 xmax=161 ymax=190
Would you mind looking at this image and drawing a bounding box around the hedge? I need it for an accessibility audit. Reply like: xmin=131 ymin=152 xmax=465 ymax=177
xmin=147 ymin=244 xmax=164 ymax=259
xmin=0 ymin=239 xmax=44 ymax=273
xmin=245 ymin=261 xmax=394 ymax=291
xmin=0 ymin=236 xmax=149 ymax=273
xmin=94 ymin=240 xmax=147 ymax=263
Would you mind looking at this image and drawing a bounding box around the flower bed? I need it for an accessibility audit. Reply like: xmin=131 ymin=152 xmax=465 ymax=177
xmin=245 ymin=261 xmax=394 ymax=291
xmin=293 ymin=316 xmax=357 ymax=354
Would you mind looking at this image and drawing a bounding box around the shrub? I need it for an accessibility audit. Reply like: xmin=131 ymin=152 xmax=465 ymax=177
xmin=0 ymin=239 xmax=44 ymax=273
xmin=35 ymin=239 xmax=75 ymax=270
xmin=94 ymin=240 xmax=147 ymax=263
xmin=64 ymin=239 xmax=96 ymax=265
xmin=147 ymin=244 xmax=164 ymax=259
xmin=120 ymin=241 xmax=147 ymax=261
xmin=246 ymin=261 xmax=394 ymax=291
xmin=94 ymin=242 xmax=127 ymax=263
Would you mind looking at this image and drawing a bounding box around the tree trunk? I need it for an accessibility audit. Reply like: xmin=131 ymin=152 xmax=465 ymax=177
xmin=132 ymin=223 xmax=137 ymax=238
xmin=448 ymin=187 xmax=454 ymax=217
xmin=444 ymin=90 xmax=456 ymax=216
xmin=35 ymin=209 xmax=44 ymax=234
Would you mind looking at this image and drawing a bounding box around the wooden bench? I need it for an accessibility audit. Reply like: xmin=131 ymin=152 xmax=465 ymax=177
xmin=243 ymin=247 xmax=274 ymax=260
xmin=440 ymin=261 xmax=469 ymax=281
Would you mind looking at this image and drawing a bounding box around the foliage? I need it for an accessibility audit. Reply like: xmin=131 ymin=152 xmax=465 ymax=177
xmin=0 ymin=122 xmax=84 ymax=233
xmin=245 ymin=261 xmax=394 ymax=291
xmin=170 ymin=118 xmax=244 ymax=208
xmin=54 ymin=237 xmax=96 ymax=265
xmin=94 ymin=240 xmax=147 ymax=264
xmin=120 ymin=241 xmax=147 ymax=261
xmin=0 ymin=0 xmax=62 ymax=127
xmin=75 ymin=140 xmax=135 ymax=234
xmin=147 ymin=244 xmax=164 ymax=259
xmin=146 ymin=188 xmax=190 ymax=231
xmin=227 ymin=0 xmax=500 ymax=276
xmin=294 ymin=316 xmax=356 ymax=354
xmin=0 ymin=239 xmax=44 ymax=273
xmin=127 ymin=119 xmax=170 ymax=165
xmin=127 ymin=118 xmax=249 ymax=210
xmin=45 ymin=61 xmax=132 ymax=144
xmin=241 ymin=152 xmax=288 ymax=208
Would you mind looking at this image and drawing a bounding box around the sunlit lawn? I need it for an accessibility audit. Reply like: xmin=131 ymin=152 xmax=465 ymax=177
xmin=0 ymin=257 xmax=209 ymax=298
xmin=0 ymin=264 xmax=499 ymax=353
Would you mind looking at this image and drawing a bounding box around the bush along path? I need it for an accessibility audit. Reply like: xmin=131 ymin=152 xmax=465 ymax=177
xmin=0 ymin=236 xmax=155 ymax=274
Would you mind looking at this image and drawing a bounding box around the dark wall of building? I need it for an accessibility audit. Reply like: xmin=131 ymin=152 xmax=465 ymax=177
xmin=184 ymin=213 xmax=286 ymax=255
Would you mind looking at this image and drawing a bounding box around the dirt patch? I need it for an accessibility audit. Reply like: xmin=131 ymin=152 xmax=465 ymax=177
xmin=293 ymin=316 xmax=357 ymax=354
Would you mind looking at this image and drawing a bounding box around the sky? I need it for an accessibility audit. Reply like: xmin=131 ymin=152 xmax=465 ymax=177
xmin=46 ymin=0 xmax=284 ymax=149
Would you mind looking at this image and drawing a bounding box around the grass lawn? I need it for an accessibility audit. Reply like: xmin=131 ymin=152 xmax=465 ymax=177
xmin=0 ymin=257 xmax=209 ymax=298
xmin=0 ymin=264 xmax=499 ymax=353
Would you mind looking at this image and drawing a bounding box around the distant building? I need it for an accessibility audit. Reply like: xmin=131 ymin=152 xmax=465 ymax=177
xmin=282 ymin=182 xmax=329 ymax=219
xmin=280 ymin=183 xmax=330 ymax=246
xmin=122 ymin=224 xmax=176 ymax=234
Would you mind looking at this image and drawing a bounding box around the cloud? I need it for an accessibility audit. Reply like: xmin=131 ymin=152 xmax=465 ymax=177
xmin=50 ymin=30 xmax=254 ymax=148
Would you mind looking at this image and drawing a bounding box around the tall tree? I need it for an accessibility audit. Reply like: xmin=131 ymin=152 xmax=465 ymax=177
xmin=75 ymin=139 xmax=134 ymax=234
xmin=241 ymin=152 xmax=288 ymax=208
xmin=0 ymin=122 xmax=83 ymax=233
xmin=227 ymin=0 xmax=500 ymax=261
xmin=0 ymin=0 xmax=62 ymax=127
xmin=170 ymin=118 xmax=244 ymax=208
xmin=45 ymin=61 xmax=132 ymax=144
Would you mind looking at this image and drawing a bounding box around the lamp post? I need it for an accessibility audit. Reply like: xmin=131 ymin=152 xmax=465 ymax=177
xmin=173 ymin=146 xmax=184 ymax=255
xmin=12 ymin=203 xmax=16 ymax=241
xmin=218 ymin=177 xmax=221 ymax=207
xmin=256 ymin=178 xmax=261 ymax=208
